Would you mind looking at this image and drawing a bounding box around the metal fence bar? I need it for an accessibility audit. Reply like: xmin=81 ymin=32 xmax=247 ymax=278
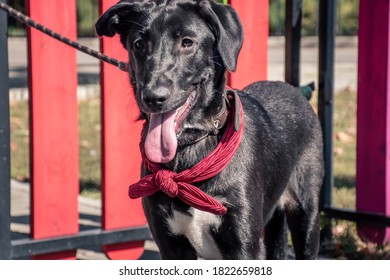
xmin=317 ymin=0 xmax=336 ymax=247
xmin=285 ymin=0 xmax=302 ymax=87
xmin=323 ymin=208 xmax=390 ymax=228
xmin=0 ymin=0 xmax=12 ymax=260
xmin=11 ymin=226 xmax=152 ymax=259
xmin=318 ymin=0 xmax=336 ymax=211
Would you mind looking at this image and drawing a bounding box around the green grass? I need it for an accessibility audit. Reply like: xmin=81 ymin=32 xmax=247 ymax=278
xmin=10 ymin=101 xmax=29 ymax=181
xmin=78 ymin=99 xmax=102 ymax=198
xmin=333 ymin=89 xmax=357 ymax=209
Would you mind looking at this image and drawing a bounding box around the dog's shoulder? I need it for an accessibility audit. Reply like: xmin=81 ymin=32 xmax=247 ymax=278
xmin=236 ymin=80 xmax=322 ymax=154
xmin=239 ymin=80 xmax=318 ymax=125
xmin=242 ymin=81 xmax=307 ymax=105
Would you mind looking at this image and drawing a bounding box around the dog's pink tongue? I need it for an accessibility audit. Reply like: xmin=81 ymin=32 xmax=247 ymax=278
xmin=144 ymin=110 xmax=177 ymax=163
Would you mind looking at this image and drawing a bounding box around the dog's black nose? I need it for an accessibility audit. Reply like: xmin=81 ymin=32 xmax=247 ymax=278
xmin=143 ymin=74 xmax=173 ymax=109
xmin=142 ymin=87 xmax=170 ymax=109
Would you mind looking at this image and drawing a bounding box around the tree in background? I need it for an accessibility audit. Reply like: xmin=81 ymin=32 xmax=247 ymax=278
xmin=77 ymin=0 xmax=99 ymax=36
xmin=7 ymin=0 xmax=25 ymax=36
xmin=269 ymin=0 xmax=358 ymax=36
xmin=336 ymin=0 xmax=358 ymax=35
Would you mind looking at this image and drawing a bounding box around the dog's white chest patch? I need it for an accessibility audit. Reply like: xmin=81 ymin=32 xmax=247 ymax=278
xmin=167 ymin=208 xmax=223 ymax=259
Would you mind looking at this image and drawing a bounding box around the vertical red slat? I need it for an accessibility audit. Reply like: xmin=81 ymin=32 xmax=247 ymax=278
xmin=356 ymin=0 xmax=390 ymax=244
xmin=100 ymin=0 xmax=146 ymax=260
xmin=27 ymin=0 xmax=79 ymax=259
xmin=228 ymin=0 xmax=269 ymax=89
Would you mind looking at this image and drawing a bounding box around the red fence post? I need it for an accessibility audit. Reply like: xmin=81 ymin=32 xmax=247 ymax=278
xmin=356 ymin=0 xmax=390 ymax=244
xmin=99 ymin=0 xmax=146 ymax=260
xmin=26 ymin=0 xmax=79 ymax=259
xmin=228 ymin=0 xmax=269 ymax=89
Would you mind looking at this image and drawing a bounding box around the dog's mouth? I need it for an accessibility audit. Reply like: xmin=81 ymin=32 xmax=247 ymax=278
xmin=144 ymin=90 xmax=197 ymax=163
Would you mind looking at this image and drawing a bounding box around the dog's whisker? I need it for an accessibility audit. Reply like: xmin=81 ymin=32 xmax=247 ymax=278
xmin=209 ymin=59 xmax=224 ymax=69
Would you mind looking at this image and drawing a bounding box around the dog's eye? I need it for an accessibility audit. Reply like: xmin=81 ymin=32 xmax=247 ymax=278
xmin=134 ymin=39 xmax=145 ymax=51
xmin=181 ymin=38 xmax=194 ymax=48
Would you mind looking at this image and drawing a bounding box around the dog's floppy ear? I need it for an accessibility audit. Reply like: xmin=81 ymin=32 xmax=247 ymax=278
xmin=199 ymin=0 xmax=243 ymax=72
xmin=95 ymin=1 xmax=139 ymax=37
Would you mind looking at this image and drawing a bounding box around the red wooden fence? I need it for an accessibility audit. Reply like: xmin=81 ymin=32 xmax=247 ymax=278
xmin=27 ymin=0 xmax=79 ymax=260
xmin=228 ymin=0 xmax=268 ymax=89
xmin=25 ymin=0 xmax=268 ymax=259
xmin=99 ymin=0 xmax=146 ymax=260
xmin=356 ymin=0 xmax=390 ymax=244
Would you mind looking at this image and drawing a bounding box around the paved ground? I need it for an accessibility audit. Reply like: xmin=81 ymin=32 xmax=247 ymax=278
xmin=10 ymin=179 xmax=160 ymax=260
xmin=7 ymin=36 xmax=357 ymax=259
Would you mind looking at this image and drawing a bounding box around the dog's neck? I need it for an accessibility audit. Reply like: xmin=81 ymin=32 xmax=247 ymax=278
xmin=178 ymin=92 xmax=229 ymax=147
xmin=154 ymin=88 xmax=239 ymax=173
xmin=175 ymin=71 xmax=229 ymax=144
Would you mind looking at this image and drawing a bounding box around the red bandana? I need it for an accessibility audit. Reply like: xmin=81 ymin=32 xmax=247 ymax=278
xmin=128 ymin=92 xmax=244 ymax=215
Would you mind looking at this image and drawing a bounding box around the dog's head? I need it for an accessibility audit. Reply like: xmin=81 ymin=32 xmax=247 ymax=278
xmin=96 ymin=0 xmax=243 ymax=163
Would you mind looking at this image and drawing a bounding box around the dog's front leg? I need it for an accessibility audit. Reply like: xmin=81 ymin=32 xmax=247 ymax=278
xmin=214 ymin=234 xmax=266 ymax=260
xmin=142 ymin=196 xmax=198 ymax=260
xmin=156 ymin=234 xmax=198 ymax=260
xmin=211 ymin=215 xmax=266 ymax=260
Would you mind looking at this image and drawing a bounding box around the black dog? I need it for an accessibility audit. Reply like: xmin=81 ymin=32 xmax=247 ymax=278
xmin=96 ymin=0 xmax=324 ymax=260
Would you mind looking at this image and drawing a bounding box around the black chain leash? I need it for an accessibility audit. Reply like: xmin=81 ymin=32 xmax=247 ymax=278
xmin=0 ymin=1 xmax=129 ymax=72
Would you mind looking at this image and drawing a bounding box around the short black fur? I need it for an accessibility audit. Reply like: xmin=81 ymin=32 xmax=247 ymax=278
xmin=96 ymin=0 xmax=324 ymax=260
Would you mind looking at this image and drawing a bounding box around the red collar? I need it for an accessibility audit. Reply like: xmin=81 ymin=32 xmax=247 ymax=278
xmin=129 ymin=90 xmax=244 ymax=215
